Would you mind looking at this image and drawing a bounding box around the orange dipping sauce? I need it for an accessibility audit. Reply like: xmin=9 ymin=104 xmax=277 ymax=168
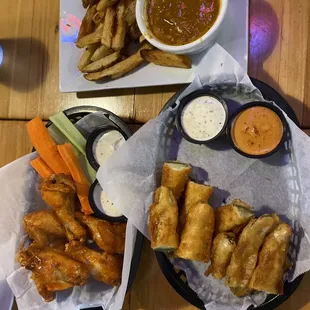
xmin=232 ymin=106 xmax=284 ymax=156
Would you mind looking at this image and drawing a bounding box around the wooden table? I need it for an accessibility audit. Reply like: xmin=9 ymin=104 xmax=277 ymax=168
xmin=1 ymin=0 xmax=309 ymax=309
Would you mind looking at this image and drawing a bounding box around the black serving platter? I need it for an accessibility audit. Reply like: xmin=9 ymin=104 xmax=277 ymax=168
xmin=157 ymin=78 xmax=303 ymax=310
xmin=39 ymin=106 xmax=143 ymax=309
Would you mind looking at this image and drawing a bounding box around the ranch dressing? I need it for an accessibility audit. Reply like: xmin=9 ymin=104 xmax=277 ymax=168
xmin=181 ymin=96 xmax=226 ymax=141
xmin=93 ymin=183 xmax=123 ymax=217
xmin=92 ymin=130 xmax=125 ymax=166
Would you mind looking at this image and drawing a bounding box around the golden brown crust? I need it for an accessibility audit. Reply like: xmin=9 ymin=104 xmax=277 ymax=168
xmin=149 ymin=186 xmax=179 ymax=252
xmin=175 ymin=202 xmax=214 ymax=262
xmin=249 ymin=223 xmax=292 ymax=294
xmin=226 ymin=214 xmax=280 ymax=294
xmin=205 ymin=232 xmax=236 ymax=280
xmin=161 ymin=162 xmax=192 ymax=200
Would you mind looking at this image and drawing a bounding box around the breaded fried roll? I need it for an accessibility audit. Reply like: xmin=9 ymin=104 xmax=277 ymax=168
xmin=205 ymin=232 xmax=236 ymax=280
xmin=179 ymin=181 xmax=213 ymax=232
xmin=249 ymin=223 xmax=292 ymax=294
xmin=149 ymin=186 xmax=179 ymax=252
xmin=226 ymin=214 xmax=280 ymax=296
xmin=215 ymin=199 xmax=254 ymax=234
xmin=161 ymin=161 xmax=192 ymax=200
xmin=175 ymin=202 xmax=215 ymax=262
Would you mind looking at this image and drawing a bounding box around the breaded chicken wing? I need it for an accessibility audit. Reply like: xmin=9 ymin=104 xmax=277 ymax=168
xmin=249 ymin=223 xmax=292 ymax=294
xmin=18 ymin=244 xmax=89 ymax=301
xmin=226 ymin=214 xmax=279 ymax=296
xmin=23 ymin=210 xmax=66 ymax=246
xmin=65 ymin=241 xmax=122 ymax=286
xmin=75 ymin=211 xmax=126 ymax=254
xmin=215 ymin=199 xmax=254 ymax=234
xmin=205 ymin=232 xmax=236 ymax=280
xmin=39 ymin=174 xmax=86 ymax=241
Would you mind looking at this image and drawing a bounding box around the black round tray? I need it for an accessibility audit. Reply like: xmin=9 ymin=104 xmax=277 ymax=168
xmin=156 ymin=78 xmax=304 ymax=310
xmin=43 ymin=106 xmax=144 ymax=310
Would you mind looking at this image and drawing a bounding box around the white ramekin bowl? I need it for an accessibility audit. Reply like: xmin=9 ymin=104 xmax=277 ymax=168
xmin=136 ymin=0 xmax=228 ymax=55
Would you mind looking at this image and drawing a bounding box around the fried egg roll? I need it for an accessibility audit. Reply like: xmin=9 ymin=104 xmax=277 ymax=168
xmin=149 ymin=186 xmax=179 ymax=252
xmin=161 ymin=161 xmax=192 ymax=200
xmin=205 ymin=232 xmax=236 ymax=280
xmin=226 ymin=214 xmax=280 ymax=296
xmin=249 ymin=223 xmax=292 ymax=294
xmin=175 ymin=202 xmax=214 ymax=262
xmin=179 ymin=181 xmax=213 ymax=232
xmin=215 ymin=199 xmax=254 ymax=234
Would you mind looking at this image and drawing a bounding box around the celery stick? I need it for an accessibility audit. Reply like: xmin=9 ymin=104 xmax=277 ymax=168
xmin=50 ymin=112 xmax=87 ymax=156
xmin=48 ymin=124 xmax=69 ymax=145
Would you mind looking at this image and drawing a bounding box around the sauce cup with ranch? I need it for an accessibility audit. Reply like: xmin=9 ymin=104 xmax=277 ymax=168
xmin=176 ymin=90 xmax=228 ymax=144
xmin=227 ymin=102 xmax=288 ymax=158
xmin=136 ymin=0 xmax=228 ymax=54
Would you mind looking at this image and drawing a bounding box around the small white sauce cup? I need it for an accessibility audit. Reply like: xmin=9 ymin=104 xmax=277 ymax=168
xmin=136 ymin=0 xmax=228 ymax=55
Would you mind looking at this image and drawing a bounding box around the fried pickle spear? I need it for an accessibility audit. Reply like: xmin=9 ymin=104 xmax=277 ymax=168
xmin=149 ymin=186 xmax=179 ymax=252
xmin=175 ymin=202 xmax=215 ymax=262
xmin=39 ymin=174 xmax=86 ymax=241
xmin=226 ymin=214 xmax=280 ymax=297
xmin=215 ymin=199 xmax=254 ymax=234
xmin=249 ymin=223 xmax=292 ymax=294
xmin=66 ymin=241 xmax=122 ymax=286
xmin=179 ymin=181 xmax=213 ymax=232
xmin=205 ymin=232 xmax=236 ymax=280
xmin=23 ymin=210 xmax=66 ymax=247
xmin=161 ymin=162 xmax=192 ymax=200
xmin=75 ymin=211 xmax=126 ymax=254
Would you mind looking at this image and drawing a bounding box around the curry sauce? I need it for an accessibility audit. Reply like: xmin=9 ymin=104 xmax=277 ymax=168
xmin=146 ymin=0 xmax=220 ymax=46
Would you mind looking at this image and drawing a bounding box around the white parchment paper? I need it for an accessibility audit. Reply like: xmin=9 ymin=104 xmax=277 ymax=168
xmin=97 ymin=44 xmax=310 ymax=309
xmin=0 ymin=113 xmax=137 ymax=310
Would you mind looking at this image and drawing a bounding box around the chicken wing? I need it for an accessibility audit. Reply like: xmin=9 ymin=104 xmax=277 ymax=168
xmin=39 ymin=174 xmax=86 ymax=241
xmin=23 ymin=210 xmax=66 ymax=246
xmin=31 ymin=273 xmax=56 ymax=302
xmin=205 ymin=232 xmax=236 ymax=280
xmin=226 ymin=214 xmax=280 ymax=296
xmin=249 ymin=223 xmax=292 ymax=294
xmin=18 ymin=244 xmax=89 ymax=300
xmin=65 ymin=241 xmax=122 ymax=286
xmin=179 ymin=181 xmax=213 ymax=233
xmin=215 ymin=199 xmax=254 ymax=234
xmin=161 ymin=162 xmax=192 ymax=200
xmin=149 ymin=186 xmax=179 ymax=252
xmin=175 ymin=202 xmax=215 ymax=262
xmin=75 ymin=211 xmax=126 ymax=254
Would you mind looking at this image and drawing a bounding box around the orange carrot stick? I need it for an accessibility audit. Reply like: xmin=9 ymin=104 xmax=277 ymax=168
xmin=30 ymin=157 xmax=54 ymax=178
xmin=58 ymin=143 xmax=94 ymax=215
xmin=26 ymin=117 xmax=71 ymax=175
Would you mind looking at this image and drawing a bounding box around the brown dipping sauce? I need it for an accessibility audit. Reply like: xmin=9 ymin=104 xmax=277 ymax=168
xmin=232 ymin=106 xmax=284 ymax=156
xmin=146 ymin=0 xmax=220 ymax=46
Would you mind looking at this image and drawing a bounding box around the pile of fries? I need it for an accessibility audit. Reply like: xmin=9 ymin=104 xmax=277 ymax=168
xmin=76 ymin=0 xmax=192 ymax=82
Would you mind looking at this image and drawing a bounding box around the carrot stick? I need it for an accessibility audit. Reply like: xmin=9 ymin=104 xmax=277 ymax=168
xmin=26 ymin=117 xmax=71 ymax=175
xmin=58 ymin=143 xmax=94 ymax=215
xmin=30 ymin=157 xmax=54 ymax=178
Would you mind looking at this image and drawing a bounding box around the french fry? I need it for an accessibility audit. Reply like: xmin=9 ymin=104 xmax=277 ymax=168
xmin=76 ymin=5 xmax=97 ymax=44
xmin=84 ymin=49 xmax=145 ymax=81
xmin=125 ymin=0 xmax=136 ymax=26
xmin=76 ymin=23 xmax=103 ymax=48
xmin=97 ymin=0 xmax=119 ymax=11
xmin=139 ymin=35 xmax=146 ymax=44
xmin=112 ymin=0 xmax=127 ymax=50
xmin=82 ymin=51 xmax=121 ymax=72
xmin=89 ymin=0 xmax=100 ymax=4
xmin=93 ymin=10 xmax=106 ymax=25
xmin=141 ymin=50 xmax=192 ymax=69
xmin=91 ymin=45 xmax=112 ymax=61
xmin=101 ymin=7 xmax=116 ymax=48
xmin=78 ymin=44 xmax=99 ymax=71
xmin=128 ymin=22 xmax=141 ymax=40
